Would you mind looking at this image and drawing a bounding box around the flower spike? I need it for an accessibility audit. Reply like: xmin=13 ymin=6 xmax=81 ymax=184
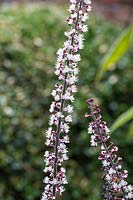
xmin=86 ymin=98 xmax=133 ymax=200
xmin=41 ymin=1 xmax=92 ymax=199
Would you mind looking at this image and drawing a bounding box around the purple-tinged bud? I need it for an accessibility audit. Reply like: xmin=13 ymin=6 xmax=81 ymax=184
xmin=85 ymin=112 xmax=90 ymax=118
xmin=86 ymin=98 xmax=94 ymax=104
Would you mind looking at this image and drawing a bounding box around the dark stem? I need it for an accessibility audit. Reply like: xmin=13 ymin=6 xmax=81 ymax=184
xmin=52 ymin=1 xmax=83 ymax=198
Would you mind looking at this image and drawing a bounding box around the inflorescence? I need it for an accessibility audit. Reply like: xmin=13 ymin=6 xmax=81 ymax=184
xmin=41 ymin=1 xmax=92 ymax=199
xmin=85 ymin=98 xmax=133 ymax=200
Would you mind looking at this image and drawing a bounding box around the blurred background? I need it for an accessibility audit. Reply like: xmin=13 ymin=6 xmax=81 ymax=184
xmin=0 ymin=0 xmax=133 ymax=200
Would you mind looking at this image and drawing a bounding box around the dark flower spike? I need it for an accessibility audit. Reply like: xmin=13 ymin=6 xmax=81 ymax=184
xmin=86 ymin=98 xmax=133 ymax=200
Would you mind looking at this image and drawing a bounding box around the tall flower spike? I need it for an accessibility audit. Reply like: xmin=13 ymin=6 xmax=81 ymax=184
xmin=85 ymin=98 xmax=133 ymax=200
xmin=41 ymin=1 xmax=92 ymax=199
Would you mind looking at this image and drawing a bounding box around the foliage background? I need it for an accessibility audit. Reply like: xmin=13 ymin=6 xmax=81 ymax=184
xmin=0 ymin=4 xmax=132 ymax=200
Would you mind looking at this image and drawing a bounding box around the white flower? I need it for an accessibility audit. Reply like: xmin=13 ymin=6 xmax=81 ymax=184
xmin=82 ymin=25 xmax=88 ymax=32
xmin=44 ymin=166 xmax=53 ymax=173
xmin=52 ymin=178 xmax=58 ymax=185
xmin=71 ymin=12 xmax=77 ymax=19
xmin=70 ymin=95 xmax=74 ymax=102
xmin=44 ymin=176 xmax=49 ymax=184
xmin=63 ymin=135 xmax=70 ymax=143
xmin=105 ymin=126 xmax=110 ymax=133
xmin=51 ymin=90 xmax=56 ymax=97
xmin=62 ymin=123 xmax=70 ymax=133
xmin=90 ymin=135 xmax=97 ymax=146
xmin=46 ymin=127 xmax=52 ymax=138
xmin=54 ymin=94 xmax=60 ymax=101
xmin=86 ymin=5 xmax=92 ymax=12
xmin=59 ymin=186 xmax=65 ymax=194
xmin=65 ymin=115 xmax=72 ymax=122
xmin=82 ymin=13 xmax=88 ymax=22
xmin=127 ymin=193 xmax=133 ymax=199
xmin=69 ymin=4 xmax=75 ymax=11
xmin=73 ymin=54 xmax=81 ymax=62
xmin=44 ymin=151 xmax=49 ymax=157
xmin=119 ymin=180 xmax=127 ymax=187
xmin=49 ymin=114 xmax=56 ymax=125
xmin=56 ymin=112 xmax=62 ymax=118
xmin=49 ymin=102 xmax=55 ymax=113
xmin=67 ymin=105 xmax=73 ymax=113
xmin=73 ymin=68 xmax=79 ymax=75
xmin=108 ymin=168 xmax=116 ymax=175
xmin=71 ymin=85 xmax=77 ymax=93
xmin=88 ymin=124 xmax=94 ymax=134
xmin=127 ymin=185 xmax=133 ymax=192
xmin=62 ymin=153 xmax=68 ymax=161
xmin=113 ymin=182 xmax=118 ymax=190
xmin=106 ymin=174 xmax=111 ymax=181
xmin=45 ymin=137 xmax=51 ymax=145
xmin=57 ymin=48 xmax=64 ymax=56
xmin=84 ymin=0 xmax=91 ymax=4
xmin=68 ymin=18 xmax=73 ymax=25
xmin=70 ymin=0 xmax=76 ymax=3
xmin=102 ymin=160 xmax=109 ymax=167
xmin=117 ymin=165 xmax=122 ymax=169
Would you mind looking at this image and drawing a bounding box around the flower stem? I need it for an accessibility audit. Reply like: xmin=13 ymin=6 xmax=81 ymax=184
xmin=52 ymin=1 xmax=83 ymax=198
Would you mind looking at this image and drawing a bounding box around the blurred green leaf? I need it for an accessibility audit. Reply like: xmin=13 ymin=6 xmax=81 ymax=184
xmin=110 ymin=107 xmax=133 ymax=133
xmin=128 ymin=122 xmax=133 ymax=139
xmin=96 ymin=26 xmax=133 ymax=81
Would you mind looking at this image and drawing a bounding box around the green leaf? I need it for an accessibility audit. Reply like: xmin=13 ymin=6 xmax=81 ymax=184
xmin=128 ymin=122 xmax=133 ymax=139
xmin=110 ymin=107 xmax=133 ymax=133
xmin=96 ymin=26 xmax=133 ymax=81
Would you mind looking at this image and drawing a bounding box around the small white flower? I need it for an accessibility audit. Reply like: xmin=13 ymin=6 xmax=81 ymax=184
xmin=82 ymin=13 xmax=88 ymax=22
xmin=65 ymin=115 xmax=72 ymax=122
xmin=67 ymin=105 xmax=73 ymax=113
xmin=106 ymin=174 xmax=111 ymax=181
xmin=73 ymin=54 xmax=81 ymax=62
xmin=88 ymin=124 xmax=94 ymax=134
xmin=82 ymin=25 xmax=88 ymax=32
xmin=127 ymin=193 xmax=133 ymax=199
xmin=69 ymin=4 xmax=75 ymax=11
xmin=127 ymin=185 xmax=133 ymax=192
xmin=51 ymin=90 xmax=56 ymax=97
xmin=44 ymin=151 xmax=49 ymax=157
xmin=70 ymin=0 xmax=76 ymax=3
xmin=49 ymin=102 xmax=55 ymax=113
xmin=84 ymin=0 xmax=91 ymax=4
xmin=56 ymin=112 xmax=62 ymax=118
xmin=102 ymin=160 xmax=109 ymax=167
xmin=44 ymin=176 xmax=49 ymax=184
xmin=49 ymin=114 xmax=55 ymax=125
xmin=108 ymin=168 xmax=115 ymax=175
xmin=46 ymin=127 xmax=52 ymax=138
xmin=105 ymin=126 xmax=110 ymax=133
xmin=71 ymin=12 xmax=77 ymax=19
xmin=54 ymin=95 xmax=60 ymax=101
xmin=68 ymin=18 xmax=73 ymax=25
xmin=119 ymin=180 xmax=127 ymax=187
xmin=62 ymin=123 xmax=70 ymax=133
xmin=71 ymin=85 xmax=77 ymax=93
xmin=57 ymin=48 xmax=64 ymax=56
xmin=90 ymin=135 xmax=97 ymax=146
xmin=113 ymin=182 xmax=118 ymax=190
